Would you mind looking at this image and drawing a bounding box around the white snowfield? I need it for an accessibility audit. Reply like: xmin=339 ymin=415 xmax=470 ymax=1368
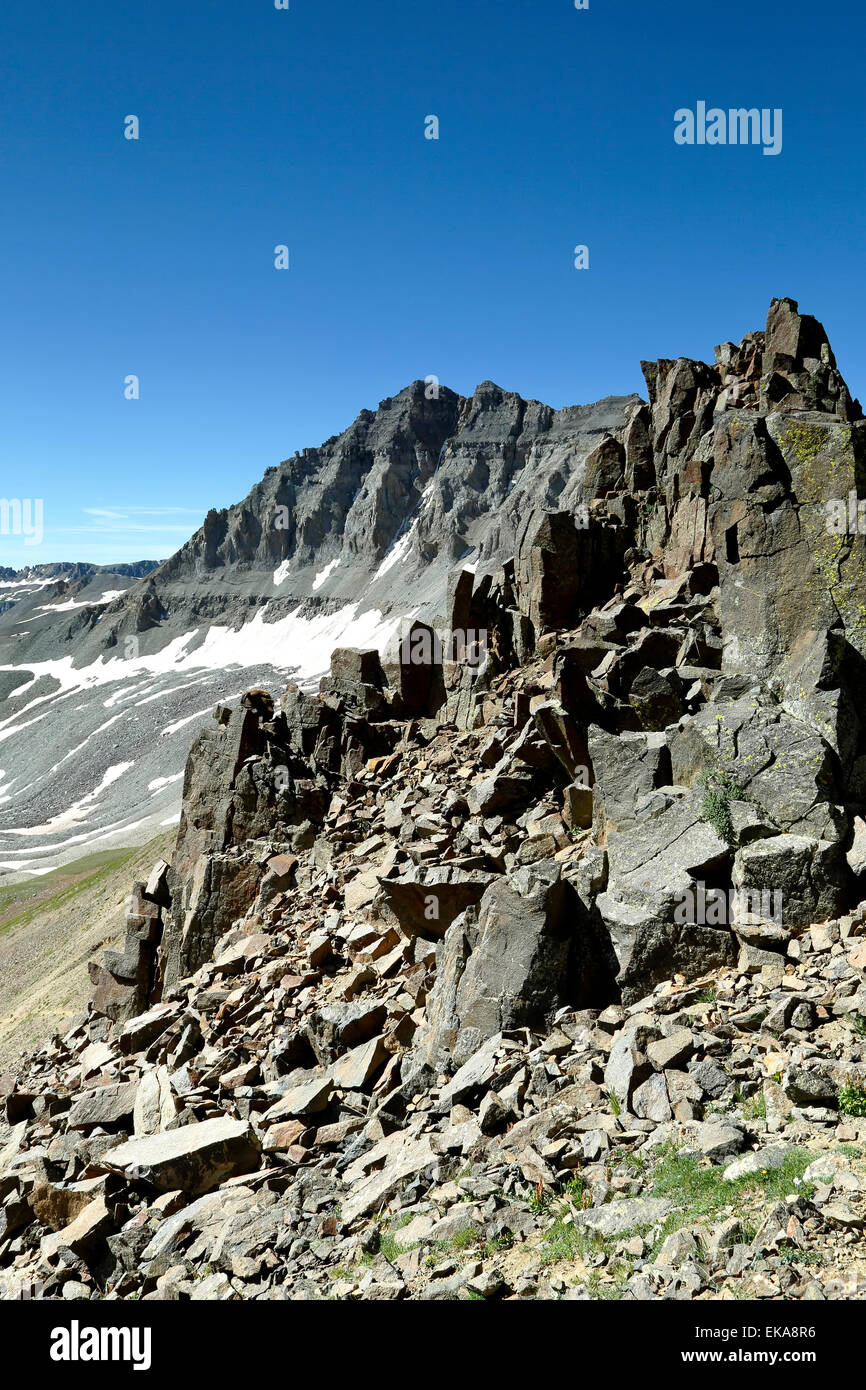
xmin=3 ymin=762 xmax=134 ymax=837
xmin=0 ymin=598 xmax=414 ymax=879
xmin=0 ymin=600 xmax=406 ymax=720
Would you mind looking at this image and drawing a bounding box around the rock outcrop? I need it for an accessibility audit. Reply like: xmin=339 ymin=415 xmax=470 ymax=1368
xmin=3 ymin=298 xmax=866 ymax=1303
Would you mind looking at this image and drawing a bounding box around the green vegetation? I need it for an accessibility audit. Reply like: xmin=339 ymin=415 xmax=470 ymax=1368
xmin=540 ymin=1221 xmax=604 ymax=1267
xmin=697 ymin=767 xmax=758 ymax=845
xmin=540 ymin=1142 xmax=817 ymax=1283
xmin=443 ymin=1224 xmax=481 ymax=1252
xmin=362 ymin=1227 xmax=414 ymax=1265
xmin=0 ymin=835 xmax=174 ymax=940
xmin=741 ymin=1090 xmax=767 ymax=1121
xmin=649 ymin=1144 xmax=815 ymax=1248
xmin=838 ymin=1078 xmax=866 ymax=1117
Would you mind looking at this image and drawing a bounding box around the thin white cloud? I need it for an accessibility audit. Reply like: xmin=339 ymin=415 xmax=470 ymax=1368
xmin=82 ymin=506 xmax=204 ymax=517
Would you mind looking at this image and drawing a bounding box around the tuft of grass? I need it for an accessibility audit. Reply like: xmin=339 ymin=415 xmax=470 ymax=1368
xmin=701 ymin=785 xmax=735 ymax=844
xmin=741 ymin=1090 xmax=767 ymax=1121
xmin=651 ymin=1144 xmax=816 ymax=1224
xmin=436 ymin=1223 xmax=482 ymax=1254
xmin=363 ymin=1225 xmax=417 ymax=1264
xmin=697 ymin=767 xmax=766 ymax=846
xmin=838 ymin=1078 xmax=866 ymax=1117
xmin=539 ymin=1220 xmax=601 ymax=1268
xmin=478 ymin=1233 xmax=513 ymax=1258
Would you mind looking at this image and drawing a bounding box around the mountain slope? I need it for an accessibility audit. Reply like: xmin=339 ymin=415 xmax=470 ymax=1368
xmin=0 ymin=381 xmax=643 ymax=875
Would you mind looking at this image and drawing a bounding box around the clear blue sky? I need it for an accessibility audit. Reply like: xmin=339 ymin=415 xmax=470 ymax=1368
xmin=1 ymin=0 xmax=863 ymax=565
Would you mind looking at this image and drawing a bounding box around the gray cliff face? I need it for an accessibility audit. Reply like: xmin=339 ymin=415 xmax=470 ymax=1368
xmin=63 ymin=380 xmax=644 ymax=655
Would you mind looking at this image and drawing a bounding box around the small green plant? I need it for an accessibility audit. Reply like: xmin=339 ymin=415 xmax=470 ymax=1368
xmin=740 ymin=1089 xmax=767 ymax=1121
xmin=838 ymin=1077 xmax=866 ymax=1117
xmin=561 ymin=1175 xmax=587 ymax=1203
xmin=524 ymin=1179 xmax=555 ymax=1216
xmin=701 ymin=785 xmax=735 ymax=844
xmin=697 ymin=767 xmax=764 ymax=845
xmin=449 ymin=1225 xmax=481 ymax=1251
xmin=607 ymin=1089 xmax=622 ymax=1117
xmin=778 ymin=1247 xmax=824 ymax=1267
xmin=434 ymin=1223 xmax=482 ymax=1255
xmin=479 ymin=1233 xmax=513 ymax=1258
xmin=362 ymin=1222 xmax=413 ymax=1264
xmin=540 ymin=1220 xmax=603 ymax=1268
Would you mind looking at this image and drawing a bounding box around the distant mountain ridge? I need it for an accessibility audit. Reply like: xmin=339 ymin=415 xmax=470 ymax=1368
xmin=0 ymin=377 xmax=642 ymax=876
xmin=0 ymin=560 xmax=161 ymax=583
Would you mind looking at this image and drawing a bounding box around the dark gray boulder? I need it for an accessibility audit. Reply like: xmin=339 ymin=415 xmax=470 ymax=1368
xmin=417 ymin=860 xmax=617 ymax=1070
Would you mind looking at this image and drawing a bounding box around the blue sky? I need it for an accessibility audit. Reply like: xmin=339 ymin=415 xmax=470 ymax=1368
xmin=1 ymin=0 xmax=864 ymax=565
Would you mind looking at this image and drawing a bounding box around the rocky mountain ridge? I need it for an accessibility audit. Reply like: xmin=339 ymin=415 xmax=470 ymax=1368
xmin=0 ymin=378 xmax=642 ymax=875
xmin=2 ymin=297 xmax=866 ymax=1301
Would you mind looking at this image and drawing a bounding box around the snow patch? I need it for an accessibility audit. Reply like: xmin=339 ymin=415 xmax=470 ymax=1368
xmin=0 ymin=862 xmax=56 ymax=876
xmin=148 ymin=773 xmax=184 ymax=793
xmin=312 ymin=557 xmax=341 ymax=591
xmin=5 ymin=762 xmax=135 ymax=836
xmin=35 ymin=598 xmax=91 ymax=613
xmin=375 ymin=521 xmax=417 ymax=580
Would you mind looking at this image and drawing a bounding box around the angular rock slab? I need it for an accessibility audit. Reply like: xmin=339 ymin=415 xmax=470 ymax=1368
xmin=101 ymin=1116 xmax=260 ymax=1194
xmin=595 ymin=792 xmax=737 ymax=1001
